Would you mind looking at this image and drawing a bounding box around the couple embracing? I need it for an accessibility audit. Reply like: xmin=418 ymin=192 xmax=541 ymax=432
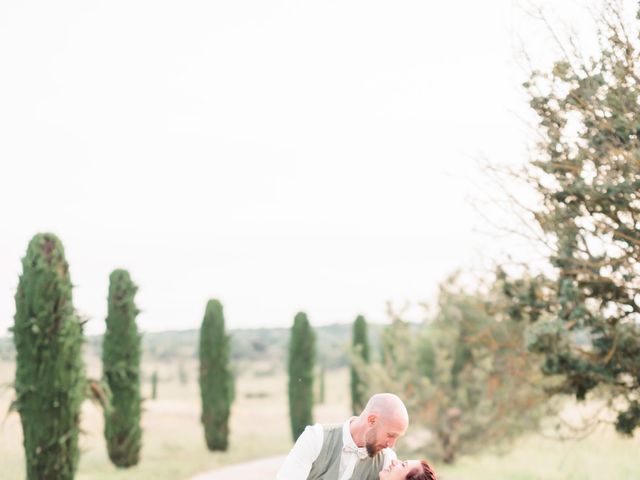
xmin=277 ymin=393 xmax=437 ymax=480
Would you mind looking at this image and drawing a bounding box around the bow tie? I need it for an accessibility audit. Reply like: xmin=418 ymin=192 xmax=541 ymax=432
xmin=343 ymin=445 xmax=369 ymax=460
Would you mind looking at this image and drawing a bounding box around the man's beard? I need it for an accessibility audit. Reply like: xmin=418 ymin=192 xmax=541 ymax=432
xmin=365 ymin=428 xmax=384 ymax=457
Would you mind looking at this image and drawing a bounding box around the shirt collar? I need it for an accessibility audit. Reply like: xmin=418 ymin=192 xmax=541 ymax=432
xmin=343 ymin=416 xmax=359 ymax=449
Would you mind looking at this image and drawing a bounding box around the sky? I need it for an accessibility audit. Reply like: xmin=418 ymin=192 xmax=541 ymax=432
xmin=0 ymin=0 xmax=619 ymax=335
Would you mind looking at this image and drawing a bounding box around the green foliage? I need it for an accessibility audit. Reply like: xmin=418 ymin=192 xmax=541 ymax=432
xmin=12 ymin=233 xmax=86 ymax=480
xmin=199 ymin=299 xmax=234 ymax=451
xmin=288 ymin=312 xmax=316 ymax=441
xmin=361 ymin=277 xmax=551 ymax=463
xmin=151 ymin=371 xmax=158 ymax=400
xmin=178 ymin=362 xmax=189 ymax=385
xmin=318 ymin=364 xmax=326 ymax=404
xmin=350 ymin=315 xmax=370 ymax=414
xmin=504 ymin=2 xmax=640 ymax=435
xmin=62 ymin=323 xmax=382 ymax=370
xmin=102 ymin=269 xmax=142 ymax=467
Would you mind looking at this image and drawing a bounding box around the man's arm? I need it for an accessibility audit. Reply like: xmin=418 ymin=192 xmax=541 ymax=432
xmin=276 ymin=424 xmax=323 ymax=480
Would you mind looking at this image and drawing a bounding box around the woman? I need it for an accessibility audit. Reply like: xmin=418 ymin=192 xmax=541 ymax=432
xmin=379 ymin=459 xmax=437 ymax=480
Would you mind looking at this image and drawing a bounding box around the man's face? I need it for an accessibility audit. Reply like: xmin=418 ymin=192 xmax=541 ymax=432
xmin=364 ymin=414 xmax=407 ymax=457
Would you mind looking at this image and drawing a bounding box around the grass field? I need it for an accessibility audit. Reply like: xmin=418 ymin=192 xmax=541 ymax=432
xmin=1 ymin=356 xmax=639 ymax=480
xmin=437 ymin=426 xmax=640 ymax=480
xmin=0 ymin=356 xmax=350 ymax=480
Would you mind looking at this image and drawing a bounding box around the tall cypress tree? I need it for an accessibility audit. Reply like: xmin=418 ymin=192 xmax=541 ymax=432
xmin=288 ymin=311 xmax=315 ymax=441
xmin=102 ymin=269 xmax=142 ymax=467
xmin=199 ymin=299 xmax=233 ymax=451
xmin=350 ymin=314 xmax=370 ymax=414
xmin=318 ymin=364 xmax=326 ymax=405
xmin=12 ymin=233 xmax=85 ymax=480
xmin=150 ymin=371 xmax=158 ymax=400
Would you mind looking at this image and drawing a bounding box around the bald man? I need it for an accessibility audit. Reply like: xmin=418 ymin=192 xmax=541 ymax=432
xmin=276 ymin=393 xmax=409 ymax=480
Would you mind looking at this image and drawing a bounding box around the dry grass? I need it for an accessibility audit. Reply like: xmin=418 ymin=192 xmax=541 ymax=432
xmin=437 ymin=425 xmax=640 ymax=480
xmin=0 ymin=356 xmax=350 ymax=480
xmin=2 ymin=356 xmax=639 ymax=480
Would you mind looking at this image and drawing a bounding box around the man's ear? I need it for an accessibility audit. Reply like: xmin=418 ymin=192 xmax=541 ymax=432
xmin=367 ymin=414 xmax=378 ymax=426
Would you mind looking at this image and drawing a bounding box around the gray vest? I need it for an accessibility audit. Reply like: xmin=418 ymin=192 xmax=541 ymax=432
xmin=306 ymin=424 xmax=385 ymax=480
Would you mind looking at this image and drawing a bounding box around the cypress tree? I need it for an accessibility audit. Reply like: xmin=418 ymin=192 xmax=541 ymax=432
xmin=178 ymin=362 xmax=189 ymax=385
xmin=350 ymin=315 xmax=370 ymax=414
xmin=199 ymin=299 xmax=233 ymax=451
xmin=151 ymin=371 xmax=158 ymax=400
xmin=12 ymin=233 xmax=85 ymax=480
xmin=102 ymin=269 xmax=142 ymax=467
xmin=318 ymin=364 xmax=325 ymax=404
xmin=288 ymin=311 xmax=315 ymax=441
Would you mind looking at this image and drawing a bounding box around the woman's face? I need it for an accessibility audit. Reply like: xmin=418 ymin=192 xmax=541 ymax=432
xmin=379 ymin=459 xmax=422 ymax=480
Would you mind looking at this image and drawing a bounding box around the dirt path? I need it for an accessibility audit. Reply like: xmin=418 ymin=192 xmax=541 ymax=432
xmin=188 ymin=456 xmax=456 ymax=480
xmin=188 ymin=455 xmax=287 ymax=480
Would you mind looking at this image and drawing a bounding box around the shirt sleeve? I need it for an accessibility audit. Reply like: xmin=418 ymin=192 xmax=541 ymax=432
xmin=381 ymin=448 xmax=397 ymax=470
xmin=276 ymin=424 xmax=324 ymax=480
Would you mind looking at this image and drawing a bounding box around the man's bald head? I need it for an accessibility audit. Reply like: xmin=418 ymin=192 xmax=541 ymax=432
xmin=353 ymin=393 xmax=409 ymax=456
xmin=362 ymin=393 xmax=409 ymax=425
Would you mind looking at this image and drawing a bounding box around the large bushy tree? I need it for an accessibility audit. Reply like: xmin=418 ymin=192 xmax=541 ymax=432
xmin=102 ymin=269 xmax=142 ymax=467
xmin=350 ymin=314 xmax=370 ymax=414
xmin=363 ymin=278 xmax=550 ymax=463
xmin=12 ymin=233 xmax=86 ymax=480
xmin=199 ymin=299 xmax=234 ymax=451
xmin=288 ymin=311 xmax=316 ymax=441
xmin=502 ymin=1 xmax=640 ymax=435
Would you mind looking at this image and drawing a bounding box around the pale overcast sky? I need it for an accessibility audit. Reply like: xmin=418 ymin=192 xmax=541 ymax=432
xmin=0 ymin=0 xmax=616 ymax=335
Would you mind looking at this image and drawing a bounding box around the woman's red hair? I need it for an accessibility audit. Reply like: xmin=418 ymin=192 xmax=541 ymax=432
xmin=405 ymin=459 xmax=437 ymax=480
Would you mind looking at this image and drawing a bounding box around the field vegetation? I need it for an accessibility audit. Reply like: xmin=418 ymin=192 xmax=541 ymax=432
xmin=1 ymin=341 xmax=638 ymax=479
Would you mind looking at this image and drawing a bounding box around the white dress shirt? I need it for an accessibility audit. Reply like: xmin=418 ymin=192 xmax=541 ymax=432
xmin=276 ymin=418 xmax=396 ymax=480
